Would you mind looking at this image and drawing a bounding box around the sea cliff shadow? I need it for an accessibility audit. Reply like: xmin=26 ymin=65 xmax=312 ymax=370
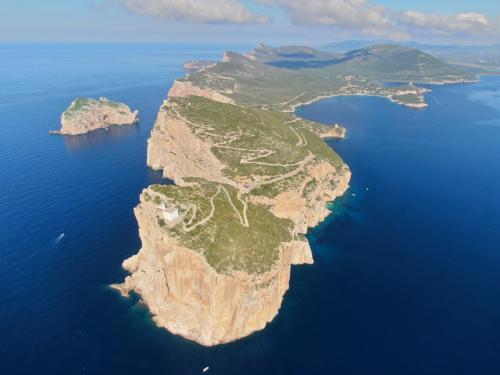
xmin=61 ymin=124 xmax=140 ymax=152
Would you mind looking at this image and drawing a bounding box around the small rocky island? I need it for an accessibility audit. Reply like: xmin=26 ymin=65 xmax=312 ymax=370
xmin=51 ymin=97 xmax=139 ymax=135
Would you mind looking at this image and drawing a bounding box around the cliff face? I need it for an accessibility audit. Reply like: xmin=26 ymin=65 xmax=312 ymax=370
xmin=184 ymin=60 xmax=217 ymax=75
xmin=146 ymin=110 xmax=229 ymax=185
xmin=113 ymin=194 xmax=313 ymax=346
xmin=53 ymin=97 xmax=139 ymax=135
xmin=270 ymin=162 xmax=351 ymax=234
xmin=113 ymin=96 xmax=350 ymax=346
xmin=168 ymin=80 xmax=234 ymax=104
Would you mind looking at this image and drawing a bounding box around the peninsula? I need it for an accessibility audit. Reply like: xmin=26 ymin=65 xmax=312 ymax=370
xmin=113 ymin=44 xmax=474 ymax=346
xmin=51 ymin=97 xmax=139 ymax=135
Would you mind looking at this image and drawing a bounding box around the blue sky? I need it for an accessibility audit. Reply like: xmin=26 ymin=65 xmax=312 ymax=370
xmin=1 ymin=0 xmax=499 ymax=44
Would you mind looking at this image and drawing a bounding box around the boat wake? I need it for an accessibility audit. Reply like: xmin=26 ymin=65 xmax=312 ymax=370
xmin=23 ymin=233 xmax=65 ymax=265
xmin=53 ymin=233 xmax=65 ymax=247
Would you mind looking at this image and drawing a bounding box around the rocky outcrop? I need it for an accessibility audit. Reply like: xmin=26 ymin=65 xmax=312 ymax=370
xmin=270 ymin=162 xmax=351 ymax=234
xmin=168 ymin=80 xmax=234 ymax=104
xmin=51 ymin=97 xmax=139 ymax=135
xmin=313 ymin=123 xmax=347 ymax=139
xmin=146 ymin=108 xmax=230 ymax=185
xmin=112 ymin=194 xmax=314 ymax=346
xmin=184 ymin=60 xmax=217 ymax=75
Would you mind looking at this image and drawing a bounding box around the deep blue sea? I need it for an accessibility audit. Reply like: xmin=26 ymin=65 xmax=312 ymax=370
xmin=1 ymin=44 xmax=500 ymax=375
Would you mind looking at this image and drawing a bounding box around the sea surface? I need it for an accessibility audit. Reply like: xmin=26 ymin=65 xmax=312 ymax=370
xmin=1 ymin=44 xmax=500 ymax=374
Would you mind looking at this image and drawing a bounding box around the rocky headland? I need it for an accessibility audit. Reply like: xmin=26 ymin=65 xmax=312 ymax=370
xmin=113 ymin=94 xmax=350 ymax=346
xmin=113 ymin=43 xmax=473 ymax=346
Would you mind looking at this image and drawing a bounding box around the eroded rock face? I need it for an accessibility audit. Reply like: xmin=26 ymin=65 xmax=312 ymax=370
xmin=184 ymin=60 xmax=217 ymax=75
xmin=52 ymin=97 xmax=139 ymax=135
xmin=113 ymin=100 xmax=350 ymax=346
xmin=271 ymin=162 xmax=351 ymax=234
xmin=146 ymin=109 xmax=230 ymax=185
xmin=112 ymin=196 xmax=313 ymax=346
xmin=168 ymin=80 xmax=234 ymax=104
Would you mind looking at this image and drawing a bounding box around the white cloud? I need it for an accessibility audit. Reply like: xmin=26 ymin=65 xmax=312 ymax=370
xmin=400 ymin=11 xmax=495 ymax=35
xmin=114 ymin=0 xmax=267 ymax=24
xmin=258 ymin=0 xmax=387 ymax=27
xmin=112 ymin=0 xmax=500 ymax=41
xmin=255 ymin=0 xmax=408 ymax=39
xmin=256 ymin=0 xmax=500 ymax=40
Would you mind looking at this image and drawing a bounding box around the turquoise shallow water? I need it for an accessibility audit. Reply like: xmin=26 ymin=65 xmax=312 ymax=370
xmin=1 ymin=44 xmax=500 ymax=374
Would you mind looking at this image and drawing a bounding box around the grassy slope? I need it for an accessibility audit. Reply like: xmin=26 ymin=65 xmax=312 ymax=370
xmin=64 ymin=97 xmax=128 ymax=117
xmin=149 ymin=97 xmax=346 ymax=274
xmin=150 ymin=181 xmax=294 ymax=275
xmin=169 ymin=96 xmax=343 ymax=178
xmin=184 ymin=45 xmax=473 ymax=109
xmin=150 ymin=44 xmax=467 ymax=275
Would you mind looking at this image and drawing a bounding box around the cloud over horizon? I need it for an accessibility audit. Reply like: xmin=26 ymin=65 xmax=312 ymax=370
xmin=112 ymin=0 xmax=500 ymax=42
xmin=256 ymin=0 xmax=408 ymax=39
xmin=114 ymin=0 xmax=267 ymax=24
xmin=399 ymin=11 xmax=499 ymax=37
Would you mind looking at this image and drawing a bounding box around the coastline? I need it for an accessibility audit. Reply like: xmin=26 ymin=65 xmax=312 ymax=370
xmin=113 ymin=91 xmax=351 ymax=346
xmin=113 ymin=45 xmax=479 ymax=347
xmin=287 ymin=92 xmax=428 ymax=113
xmin=287 ymin=78 xmax=482 ymax=113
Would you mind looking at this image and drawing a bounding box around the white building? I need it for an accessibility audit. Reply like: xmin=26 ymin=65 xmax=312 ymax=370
xmin=163 ymin=206 xmax=179 ymax=223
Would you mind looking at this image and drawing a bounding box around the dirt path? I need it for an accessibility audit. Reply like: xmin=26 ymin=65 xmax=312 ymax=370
xmin=220 ymin=186 xmax=249 ymax=227
xmin=183 ymin=187 xmax=221 ymax=232
xmin=250 ymin=152 xmax=314 ymax=190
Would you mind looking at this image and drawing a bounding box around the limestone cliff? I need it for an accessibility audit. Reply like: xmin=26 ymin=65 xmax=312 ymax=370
xmin=168 ymin=80 xmax=234 ymax=104
xmin=112 ymin=43 xmax=476 ymax=347
xmin=52 ymin=97 xmax=139 ymax=135
xmin=269 ymin=162 xmax=351 ymax=234
xmin=184 ymin=60 xmax=217 ymax=75
xmin=112 ymin=193 xmax=313 ymax=346
xmin=113 ymin=96 xmax=350 ymax=346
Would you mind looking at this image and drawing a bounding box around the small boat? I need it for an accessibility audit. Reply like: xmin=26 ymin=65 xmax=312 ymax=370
xmin=202 ymin=367 xmax=210 ymax=373
xmin=352 ymin=193 xmax=356 ymax=197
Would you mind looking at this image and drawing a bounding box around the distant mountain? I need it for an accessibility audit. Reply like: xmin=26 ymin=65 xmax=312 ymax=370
xmin=405 ymin=42 xmax=500 ymax=68
xmin=245 ymin=43 xmax=472 ymax=83
xmin=246 ymin=43 xmax=340 ymax=63
xmin=323 ymin=40 xmax=389 ymax=52
xmin=324 ymin=41 xmax=500 ymax=69
xmin=334 ymin=44 xmax=470 ymax=81
xmin=170 ymin=44 xmax=473 ymax=113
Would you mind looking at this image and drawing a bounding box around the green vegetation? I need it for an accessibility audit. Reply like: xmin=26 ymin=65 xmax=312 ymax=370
xmin=251 ymin=171 xmax=307 ymax=198
xmin=303 ymin=179 xmax=318 ymax=197
xmin=391 ymin=93 xmax=423 ymax=104
xmin=182 ymin=44 xmax=473 ymax=110
xmin=169 ymin=96 xmax=343 ymax=185
xmin=247 ymin=43 xmax=340 ymax=63
xmin=147 ymin=96 xmax=349 ymax=275
xmin=157 ymin=217 xmax=166 ymax=227
xmin=150 ymin=181 xmax=293 ymax=275
xmin=72 ymin=98 xmax=92 ymax=111
xmin=64 ymin=97 xmax=128 ymax=117
xmin=144 ymin=43 xmax=472 ymax=277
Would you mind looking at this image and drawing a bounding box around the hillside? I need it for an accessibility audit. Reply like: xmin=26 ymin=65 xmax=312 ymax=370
xmin=247 ymin=44 xmax=474 ymax=82
xmin=334 ymin=44 xmax=472 ymax=82
xmin=113 ymin=95 xmax=350 ymax=345
xmin=325 ymin=40 xmax=500 ymax=70
xmin=245 ymin=43 xmax=341 ymax=67
xmin=169 ymin=44 xmax=473 ymax=112
xmin=113 ymin=42 xmax=475 ymax=347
